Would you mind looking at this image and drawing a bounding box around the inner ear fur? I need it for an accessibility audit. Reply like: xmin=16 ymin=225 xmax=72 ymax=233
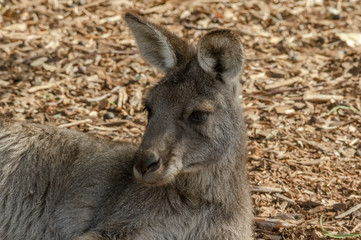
xmin=124 ymin=12 xmax=193 ymax=73
xmin=197 ymin=30 xmax=244 ymax=84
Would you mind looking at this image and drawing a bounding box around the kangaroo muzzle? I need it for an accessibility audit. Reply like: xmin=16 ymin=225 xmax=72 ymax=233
xmin=134 ymin=150 xmax=161 ymax=176
xmin=133 ymin=148 xmax=183 ymax=186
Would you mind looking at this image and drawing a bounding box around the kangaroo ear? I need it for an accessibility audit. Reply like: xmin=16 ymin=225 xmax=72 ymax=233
xmin=124 ymin=12 xmax=192 ymax=73
xmin=197 ymin=30 xmax=244 ymax=84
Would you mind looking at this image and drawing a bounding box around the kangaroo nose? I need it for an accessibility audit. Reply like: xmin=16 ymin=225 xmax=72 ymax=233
xmin=135 ymin=151 xmax=161 ymax=175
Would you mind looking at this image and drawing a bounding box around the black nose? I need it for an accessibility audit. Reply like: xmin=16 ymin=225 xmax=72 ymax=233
xmin=135 ymin=151 xmax=161 ymax=175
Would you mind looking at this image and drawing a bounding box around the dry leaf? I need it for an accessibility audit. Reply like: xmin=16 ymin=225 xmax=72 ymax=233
xmin=336 ymin=33 xmax=361 ymax=48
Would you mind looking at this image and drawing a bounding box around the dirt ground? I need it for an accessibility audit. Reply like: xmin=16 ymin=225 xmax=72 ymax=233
xmin=1 ymin=0 xmax=361 ymax=239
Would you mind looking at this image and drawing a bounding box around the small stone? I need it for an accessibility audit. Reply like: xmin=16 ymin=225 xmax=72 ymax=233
xmin=89 ymin=111 xmax=98 ymax=118
xmin=327 ymin=7 xmax=341 ymax=19
xmin=103 ymin=112 xmax=115 ymax=120
xmin=356 ymin=149 xmax=361 ymax=157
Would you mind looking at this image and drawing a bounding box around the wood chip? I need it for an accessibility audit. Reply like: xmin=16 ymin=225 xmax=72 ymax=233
xmin=27 ymin=83 xmax=56 ymax=93
xmin=264 ymin=77 xmax=300 ymax=90
xmin=30 ymin=57 xmax=48 ymax=67
xmin=275 ymin=105 xmax=294 ymax=114
xmin=303 ymin=92 xmax=344 ymax=102
xmin=58 ymin=119 xmax=93 ymax=128
xmin=2 ymin=1 xmax=361 ymax=238
xmin=275 ymin=193 xmax=297 ymax=205
xmin=2 ymin=23 xmax=27 ymax=31
xmin=0 ymin=80 xmax=10 ymax=87
xmin=252 ymin=186 xmax=286 ymax=193
xmin=254 ymin=217 xmax=300 ymax=229
xmin=335 ymin=203 xmax=361 ymax=219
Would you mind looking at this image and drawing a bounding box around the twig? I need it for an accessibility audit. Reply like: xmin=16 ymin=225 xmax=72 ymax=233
xmin=58 ymin=119 xmax=92 ymax=128
xmin=81 ymin=0 xmax=108 ymax=8
xmin=183 ymin=23 xmax=219 ymax=31
xmin=296 ymin=138 xmax=330 ymax=153
xmin=254 ymin=217 xmax=299 ymax=229
xmin=286 ymin=159 xmax=322 ymax=166
xmin=335 ymin=203 xmax=361 ymax=219
xmin=265 ymin=86 xmax=308 ymax=95
xmin=303 ymin=92 xmax=344 ymax=102
xmin=275 ymin=193 xmax=297 ymax=205
xmin=352 ymin=222 xmax=361 ymax=232
xmin=0 ymin=40 xmax=23 ymax=49
xmin=27 ymin=83 xmax=56 ymax=93
xmin=86 ymin=86 xmax=121 ymax=102
xmin=265 ymin=77 xmax=301 ymax=90
xmin=320 ymin=215 xmax=361 ymax=238
xmin=252 ymin=186 xmax=286 ymax=193
xmin=86 ymin=124 xmax=118 ymax=131
xmin=262 ymin=158 xmax=287 ymax=166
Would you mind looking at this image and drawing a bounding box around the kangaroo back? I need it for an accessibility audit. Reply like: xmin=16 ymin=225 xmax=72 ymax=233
xmin=0 ymin=119 xmax=136 ymax=239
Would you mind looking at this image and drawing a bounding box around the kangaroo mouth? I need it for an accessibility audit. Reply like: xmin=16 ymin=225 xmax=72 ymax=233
xmin=133 ymin=155 xmax=183 ymax=186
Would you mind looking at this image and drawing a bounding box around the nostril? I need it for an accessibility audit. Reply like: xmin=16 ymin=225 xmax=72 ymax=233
xmin=139 ymin=154 xmax=161 ymax=175
xmin=145 ymin=157 xmax=161 ymax=172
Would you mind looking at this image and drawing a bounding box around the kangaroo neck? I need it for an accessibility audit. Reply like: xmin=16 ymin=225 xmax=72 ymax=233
xmin=173 ymin=141 xmax=246 ymax=207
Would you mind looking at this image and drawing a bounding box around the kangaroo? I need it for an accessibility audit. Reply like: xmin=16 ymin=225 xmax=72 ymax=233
xmin=0 ymin=12 xmax=253 ymax=239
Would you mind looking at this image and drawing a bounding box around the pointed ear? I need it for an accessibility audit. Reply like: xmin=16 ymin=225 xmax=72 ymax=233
xmin=124 ymin=12 xmax=192 ymax=73
xmin=197 ymin=30 xmax=244 ymax=84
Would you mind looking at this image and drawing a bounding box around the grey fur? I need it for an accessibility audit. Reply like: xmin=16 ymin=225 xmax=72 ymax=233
xmin=0 ymin=12 xmax=253 ymax=240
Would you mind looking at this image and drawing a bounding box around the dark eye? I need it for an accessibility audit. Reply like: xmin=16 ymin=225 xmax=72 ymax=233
xmin=189 ymin=111 xmax=209 ymax=123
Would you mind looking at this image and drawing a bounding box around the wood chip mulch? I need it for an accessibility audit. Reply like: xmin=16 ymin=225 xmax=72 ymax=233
xmin=0 ymin=0 xmax=360 ymax=239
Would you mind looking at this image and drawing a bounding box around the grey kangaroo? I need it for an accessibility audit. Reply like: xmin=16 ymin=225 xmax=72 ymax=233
xmin=0 ymin=12 xmax=253 ymax=239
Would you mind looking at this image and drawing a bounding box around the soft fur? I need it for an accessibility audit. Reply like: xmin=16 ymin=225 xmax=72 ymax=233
xmin=0 ymin=12 xmax=253 ymax=240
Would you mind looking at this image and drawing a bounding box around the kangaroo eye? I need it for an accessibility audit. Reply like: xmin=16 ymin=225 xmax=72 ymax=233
xmin=189 ymin=111 xmax=209 ymax=123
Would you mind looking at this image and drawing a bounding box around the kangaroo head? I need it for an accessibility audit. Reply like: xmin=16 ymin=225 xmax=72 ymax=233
xmin=124 ymin=12 xmax=245 ymax=186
